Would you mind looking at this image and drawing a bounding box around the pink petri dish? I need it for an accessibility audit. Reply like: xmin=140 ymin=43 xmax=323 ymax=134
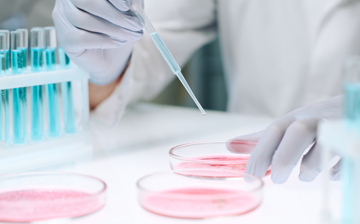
xmin=0 ymin=172 xmax=106 ymax=223
xmin=169 ymin=141 xmax=271 ymax=178
xmin=137 ymin=169 xmax=263 ymax=219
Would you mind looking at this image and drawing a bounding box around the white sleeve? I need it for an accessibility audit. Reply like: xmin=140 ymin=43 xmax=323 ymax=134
xmin=92 ymin=0 xmax=216 ymax=125
xmin=304 ymin=0 xmax=360 ymax=103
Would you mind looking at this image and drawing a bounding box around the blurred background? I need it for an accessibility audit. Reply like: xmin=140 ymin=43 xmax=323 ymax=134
xmin=0 ymin=0 xmax=228 ymax=111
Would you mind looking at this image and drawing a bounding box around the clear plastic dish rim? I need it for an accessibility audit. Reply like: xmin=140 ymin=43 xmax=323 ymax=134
xmin=0 ymin=171 xmax=107 ymax=198
xmin=136 ymin=169 xmax=264 ymax=194
xmin=169 ymin=141 xmax=257 ymax=165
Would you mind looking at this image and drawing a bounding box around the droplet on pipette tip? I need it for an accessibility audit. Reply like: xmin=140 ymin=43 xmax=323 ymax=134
xmin=201 ymin=109 xmax=206 ymax=116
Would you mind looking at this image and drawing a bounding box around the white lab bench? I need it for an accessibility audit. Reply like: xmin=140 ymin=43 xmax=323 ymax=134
xmin=18 ymin=103 xmax=338 ymax=224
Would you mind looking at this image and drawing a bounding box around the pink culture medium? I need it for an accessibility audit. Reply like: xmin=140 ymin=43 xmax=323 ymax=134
xmin=141 ymin=187 xmax=260 ymax=219
xmin=175 ymin=155 xmax=271 ymax=177
xmin=0 ymin=189 xmax=105 ymax=222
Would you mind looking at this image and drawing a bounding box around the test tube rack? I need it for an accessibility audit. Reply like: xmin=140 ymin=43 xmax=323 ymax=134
xmin=318 ymin=121 xmax=360 ymax=224
xmin=0 ymin=65 xmax=92 ymax=174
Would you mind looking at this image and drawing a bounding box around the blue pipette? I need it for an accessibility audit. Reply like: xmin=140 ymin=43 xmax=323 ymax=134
xmin=130 ymin=1 xmax=206 ymax=116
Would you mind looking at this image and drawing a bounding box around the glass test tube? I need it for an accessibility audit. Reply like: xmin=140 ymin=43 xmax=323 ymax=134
xmin=343 ymin=57 xmax=360 ymax=127
xmin=30 ymin=28 xmax=44 ymax=140
xmin=44 ymin=27 xmax=60 ymax=137
xmin=16 ymin=29 xmax=28 ymax=70
xmin=11 ymin=31 xmax=26 ymax=144
xmin=0 ymin=30 xmax=9 ymax=72
xmin=59 ymin=47 xmax=76 ymax=134
xmin=342 ymin=56 xmax=360 ymax=223
xmin=0 ymin=33 xmax=9 ymax=142
xmin=0 ymin=34 xmax=5 ymax=74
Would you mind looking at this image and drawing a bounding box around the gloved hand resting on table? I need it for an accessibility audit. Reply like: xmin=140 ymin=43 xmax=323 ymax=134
xmin=227 ymin=96 xmax=342 ymax=184
xmin=52 ymin=0 xmax=144 ymax=85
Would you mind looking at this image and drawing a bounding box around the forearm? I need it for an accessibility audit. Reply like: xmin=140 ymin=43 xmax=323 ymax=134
xmin=89 ymin=74 xmax=123 ymax=110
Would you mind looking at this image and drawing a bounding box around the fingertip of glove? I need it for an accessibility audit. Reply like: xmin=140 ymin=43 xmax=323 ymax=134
xmin=271 ymin=173 xmax=287 ymax=184
xmin=226 ymin=139 xmax=257 ymax=153
xmin=226 ymin=140 xmax=235 ymax=152
xmin=298 ymin=173 xmax=315 ymax=182
xmin=298 ymin=163 xmax=321 ymax=182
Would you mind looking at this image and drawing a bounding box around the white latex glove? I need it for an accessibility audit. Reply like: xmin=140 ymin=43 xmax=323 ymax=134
xmin=227 ymin=96 xmax=342 ymax=184
xmin=52 ymin=0 xmax=143 ymax=85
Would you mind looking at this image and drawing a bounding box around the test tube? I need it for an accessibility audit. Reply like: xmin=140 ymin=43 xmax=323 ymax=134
xmin=0 ymin=34 xmax=9 ymax=142
xmin=16 ymin=29 xmax=28 ymax=70
xmin=0 ymin=30 xmax=9 ymax=72
xmin=343 ymin=56 xmax=360 ymax=127
xmin=0 ymin=34 xmax=5 ymax=75
xmin=342 ymin=56 xmax=360 ymax=223
xmin=30 ymin=28 xmax=44 ymax=140
xmin=59 ymin=47 xmax=76 ymax=134
xmin=11 ymin=31 xmax=26 ymax=144
xmin=44 ymin=27 xmax=60 ymax=137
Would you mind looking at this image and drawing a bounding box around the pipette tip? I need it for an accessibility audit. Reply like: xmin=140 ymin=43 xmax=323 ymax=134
xmin=175 ymin=72 xmax=206 ymax=116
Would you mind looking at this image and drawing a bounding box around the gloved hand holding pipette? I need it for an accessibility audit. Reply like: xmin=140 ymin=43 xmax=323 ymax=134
xmin=227 ymin=96 xmax=342 ymax=184
xmin=53 ymin=0 xmax=205 ymax=115
xmin=52 ymin=0 xmax=144 ymax=86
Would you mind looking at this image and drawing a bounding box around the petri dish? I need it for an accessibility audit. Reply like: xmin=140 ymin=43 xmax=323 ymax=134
xmin=0 ymin=172 xmax=106 ymax=223
xmin=169 ymin=141 xmax=271 ymax=177
xmin=137 ymin=169 xmax=263 ymax=219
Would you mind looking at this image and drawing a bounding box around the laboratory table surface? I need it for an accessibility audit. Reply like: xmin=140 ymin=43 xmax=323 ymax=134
xmin=8 ymin=103 xmax=341 ymax=224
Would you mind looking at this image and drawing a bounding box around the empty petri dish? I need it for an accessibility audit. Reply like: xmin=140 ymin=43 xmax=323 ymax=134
xmin=0 ymin=172 xmax=106 ymax=223
xmin=169 ymin=141 xmax=271 ymax=177
xmin=137 ymin=169 xmax=263 ymax=219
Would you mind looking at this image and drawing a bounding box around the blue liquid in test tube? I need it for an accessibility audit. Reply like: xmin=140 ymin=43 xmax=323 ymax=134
xmin=59 ymin=47 xmax=76 ymax=134
xmin=0 ymin=53 xmax=5 ymax=74
xmin=4 ymin=51 xmax=9 ymax=71
xmin=11 ymin=49 xmax=23 ymax=74
xmin=11 ymin=31 xmax=26 ymax=144
xmin=30 ymin=28 xmax=44 ymax=140
xmin=0 ymin=30 xmax=9 ymax=72
xmin=344 ymin=83 xmax=360 ymax=127
xmin=22 ymin=48 xmax=28 ymax=69
xmin=344 ymin=57 xmax=360 ymax=128
xmin=44 ymin=27 xmax=60 ymax=137
xmin=17 ymin=29 xmax=28 ymax=70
